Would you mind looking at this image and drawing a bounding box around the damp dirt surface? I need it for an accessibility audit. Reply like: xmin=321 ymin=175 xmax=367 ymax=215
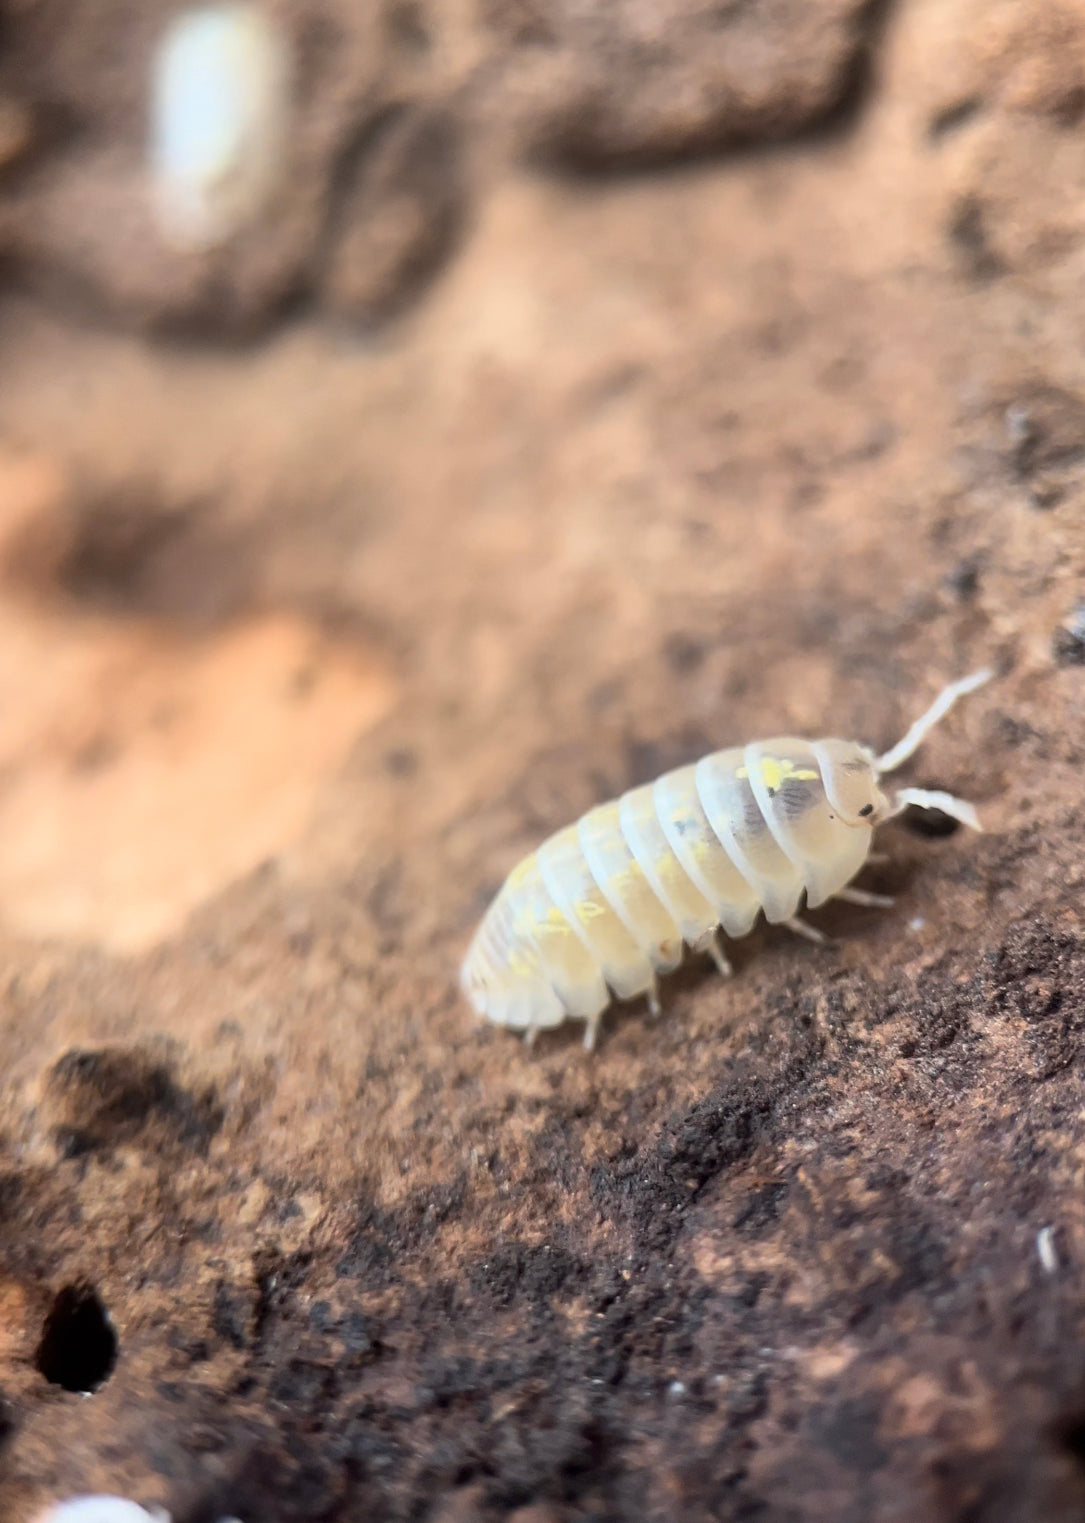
xmin=1 ymin=0 xmax=1085 ymax=1520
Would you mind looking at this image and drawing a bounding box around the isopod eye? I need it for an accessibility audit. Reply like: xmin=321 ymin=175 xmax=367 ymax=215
xmin=858 ymin=804 xmax=874 ymax=818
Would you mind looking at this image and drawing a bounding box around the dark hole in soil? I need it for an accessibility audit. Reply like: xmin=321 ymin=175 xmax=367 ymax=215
xmin=36 ymin=1283 xmax=117 ymax=1392
xmin=901 ymin=804 xmax=960 ymax=838
xmin=1053 ymin=1413 xmax=1085 ymax=1468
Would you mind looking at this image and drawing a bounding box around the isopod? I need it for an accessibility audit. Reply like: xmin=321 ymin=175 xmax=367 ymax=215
xmin=461 ymin=669 xmax=992 ymax=1049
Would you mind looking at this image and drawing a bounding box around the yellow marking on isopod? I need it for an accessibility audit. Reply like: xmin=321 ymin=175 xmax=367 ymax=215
xmin=607 ymin=867 xmax=639 ymax=897
xmin=576 ymin=899 xmax=606 ymax=922
xmin=517 ymin=905 xmax=570 ymax=939
xmin=507 ymin=950 xmax=536 ymax=978
xmin=736 ymin=757 xmax=819 ymax=790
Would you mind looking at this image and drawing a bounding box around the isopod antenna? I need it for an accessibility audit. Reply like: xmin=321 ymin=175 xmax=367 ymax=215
xmin=874 ymin=667 xmax=993 ymax=831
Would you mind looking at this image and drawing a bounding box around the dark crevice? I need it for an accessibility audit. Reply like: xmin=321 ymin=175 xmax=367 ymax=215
xmin=901 ymin=802 xmax=962 ymax=838
xmin=1055 ymin=1414 xmax=1085 ymax=1467
xmin=36 ymin=1283 xmax=118 ymax=1393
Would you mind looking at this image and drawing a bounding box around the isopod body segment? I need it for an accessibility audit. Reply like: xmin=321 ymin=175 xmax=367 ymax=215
xmin=461 ymin=671 xmax=991 ymax=1048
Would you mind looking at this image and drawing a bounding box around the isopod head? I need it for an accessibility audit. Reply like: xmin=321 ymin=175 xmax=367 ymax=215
xmin=811 ymin=740 xmax=890 ymax=827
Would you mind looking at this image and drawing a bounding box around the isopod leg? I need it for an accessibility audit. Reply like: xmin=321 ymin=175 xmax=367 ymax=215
xmin=523 ymin=1027 xmax=539 ymax=1049
xmin=836 ymin=886 xmax=895 ymax=909
xmin=583 ymin=1014 xmax=602 ymax=1052
xmin=647 ymin=975 xmax=662 ymax=1018
xmin=782 ymin=916 xmax=829 ymax=946
xmin=707 ymin=930 xmax=733 ymax=978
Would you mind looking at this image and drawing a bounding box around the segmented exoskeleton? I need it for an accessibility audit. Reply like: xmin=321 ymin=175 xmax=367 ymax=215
xmin=461 ymin=671 xmax=991 ymax=1049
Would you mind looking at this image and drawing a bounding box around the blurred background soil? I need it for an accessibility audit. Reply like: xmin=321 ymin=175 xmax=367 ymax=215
xmin=0 ymin=0 xmax=1083 ymax=1518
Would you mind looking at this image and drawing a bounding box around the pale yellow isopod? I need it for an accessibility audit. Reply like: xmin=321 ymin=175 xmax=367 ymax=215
xmin=461 ymin=670 xmax=992 ymax=1049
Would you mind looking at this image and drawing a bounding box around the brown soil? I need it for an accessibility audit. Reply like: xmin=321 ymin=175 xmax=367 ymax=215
xmin=0 ymin=0 xmax=1084 ymax=1520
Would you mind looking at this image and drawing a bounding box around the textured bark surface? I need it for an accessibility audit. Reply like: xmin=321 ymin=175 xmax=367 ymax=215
xmin=0 ymin=0 xmax=1084 ymax=1520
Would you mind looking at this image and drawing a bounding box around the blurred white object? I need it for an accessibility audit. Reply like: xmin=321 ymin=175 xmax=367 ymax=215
xmin=150 ymin=3 xmax=289 ymax=250
xmin=35 ymin=1499 xmax=241 ymax=1523
xmin=33 ymin=1500 xmax=168 ymax=1523
xmin=1037 ymin=1225 xmax=1059 ymax=1274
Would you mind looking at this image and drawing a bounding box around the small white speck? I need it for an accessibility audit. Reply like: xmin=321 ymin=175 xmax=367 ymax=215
xmin=909 ymin=916 xmax=926 ymax=933
xmin=668 ymin=1380 xmax=686 ymax=1397
xmin=1037 ymin=1225 xmax=1059 ymax=1274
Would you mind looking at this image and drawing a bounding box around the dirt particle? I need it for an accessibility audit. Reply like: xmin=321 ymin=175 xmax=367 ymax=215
xmin=500 ymin=0 xmax=880 ymax=168
xmin=928 ymin=96 xmax=982 ymax=141
xmin=43 ymin=1046 xmax=223 ymax=1155
xmin=811 ymin=1396 xmax=888 ymax=1474
xmin=946 ymin=555 xmax=982 ymax=600
xmin=57 ymin=478 xmax=246 ymax=623
xmin=470 ymin=1241 xmax=587 ymax=1309
xmin=732 ymin=1179 xmax=788 ymax=1234
xmin=383 ymin=746 xmax=418 ymax=777
xmin=0 ymin=98 xmax=36 ymax=175
xmin=662 ymin=632 xmax=705 ymax=673
xmin=268 ymin=1359 xmax=335 ymax=1412
xmin=212 ymin=1282 xmax=253 ymax=1350
xmin=949 ymin=197 xmax=1004 ymax=280
xmin=1005 ymin=385 xmax=1085 ymax=480
xmin=1054 ymin=603 xmax=1085 ymax=666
